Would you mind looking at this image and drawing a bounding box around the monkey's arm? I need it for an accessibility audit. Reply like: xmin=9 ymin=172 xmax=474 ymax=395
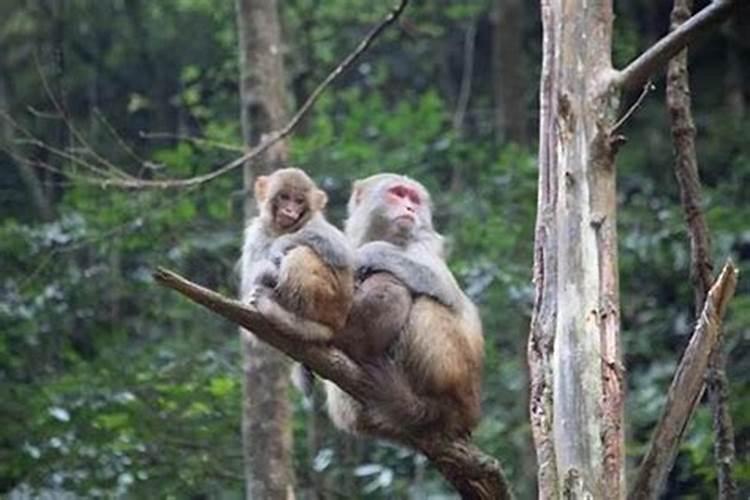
xmin=247 ymin=259 xmax=279 ymax=289
xmin=355 ymin=241 xmax=460 ymax=309
xmin=239 ymin=222 xmax=277 ymax=297
xmin=248 ymin=285 xmax=335 ymax=342
xmin=271 ymin=221 xmax=353 ymax=270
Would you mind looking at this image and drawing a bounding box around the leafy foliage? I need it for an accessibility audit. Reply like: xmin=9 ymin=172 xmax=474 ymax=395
xmin=0 ymin=0 xmax=748 ymax=497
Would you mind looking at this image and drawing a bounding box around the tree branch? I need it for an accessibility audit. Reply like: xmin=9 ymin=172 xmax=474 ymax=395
xmin=615 ymin=0 xmax=737 ymax=91
xmin=153 ymin=267 xmax=371 ymax=399
xmin=30 ymin=0 xmax=409 ymax=190
xmin=666 ymin=2 xmax=738 ymax=493
xmin=152 ymin=266 xmax=515 ymax=499
xmin=628 ymin=260 xmax=739 ymax=500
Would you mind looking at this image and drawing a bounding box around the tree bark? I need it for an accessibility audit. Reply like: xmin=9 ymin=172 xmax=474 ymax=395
xmin=665 ymin=2 xmax=737 ymax=497
xmin=530 ymin=1 xmax=623 ymax=498
xmin=235 ymin=1 xmax=294 ymax=498
xmin=529 ymin=1 xmax=738 ymax=498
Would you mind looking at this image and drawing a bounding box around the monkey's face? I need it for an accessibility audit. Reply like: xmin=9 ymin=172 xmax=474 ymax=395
xmin=384 ymin=183 xmax=422 ymax=230
xmin=255 ymin=168 xmax=328 ymax=233
xmin=346 ymin=174 xmax=436 ymax=247
xmin=272 ymin=188 xmax=309 ymax=230
xmin=370 ymin=180 xmax=432 ymax=243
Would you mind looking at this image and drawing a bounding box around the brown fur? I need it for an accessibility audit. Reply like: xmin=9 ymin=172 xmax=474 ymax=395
xmin=326 ymin=174 xmax=485 ymax=439
xmin=241 ymin=168 xmax=353 ymax=343
xmin=277 ymin=246 xmax=353 ymax=332
xmin=333 ymin=272 xmax=412 ymax=361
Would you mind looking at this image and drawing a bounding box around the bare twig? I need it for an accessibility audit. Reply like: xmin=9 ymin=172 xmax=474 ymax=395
xmin=153 ymin=266 xmax=515 ymax=499
xmin=615 ymin=0 xmax=737 ymax=91
xmin=139 ymin=131 xmax=245 ymax=153
xmin=36 ymin=57 xmax=135 ymax=180
xmin=29 ymin=0 xmax=409 ymax=190
xmin=94 ymin=108 xmax=149 ymax=166
xmin=610 ymin=81 xmax=655 ymax=133
xmin=628 ymin=260 xmax=739 ymax=500
xmin=1 ymin=111 xmax=131 ymax=181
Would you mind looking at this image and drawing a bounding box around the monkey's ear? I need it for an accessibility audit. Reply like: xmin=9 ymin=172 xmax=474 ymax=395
xmin=350 ymin=181 xmax=364 ymax=206
xmin=254 ymin=176 xmax=269 ymax=201
xmin=312 ymin=189 xmax=328 ymax=210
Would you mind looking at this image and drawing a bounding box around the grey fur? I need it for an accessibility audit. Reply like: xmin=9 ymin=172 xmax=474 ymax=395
xmin=355 ymin=241 xmax=459 ymax=309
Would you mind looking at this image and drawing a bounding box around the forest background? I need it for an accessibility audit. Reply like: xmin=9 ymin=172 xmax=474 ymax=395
xmin=0 ymin=0 xmax=748 ymax=498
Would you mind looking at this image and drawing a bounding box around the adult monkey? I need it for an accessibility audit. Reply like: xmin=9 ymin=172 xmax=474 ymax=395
xmin=326 ymin=173 xmax=485 ymax=439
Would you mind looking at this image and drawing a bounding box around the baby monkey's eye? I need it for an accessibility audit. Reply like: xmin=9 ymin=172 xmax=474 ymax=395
xmin=279 ymin=192 xmax=290 ymax=201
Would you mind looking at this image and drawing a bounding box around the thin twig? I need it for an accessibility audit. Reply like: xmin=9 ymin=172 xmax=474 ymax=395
xmin=139 ymin=131 xmax=245 ymax=153
xmin=610 ymin=81 xmax=655 ymax=133
xmin=27 ymin=0 xmax=409 ymax=190
xmin=1 ymin=110 xmax=128 ymax=180
xmin=94 ymin=108 xmax=149 ymax=166
xmin=35 ymin=56 xmax=134 ymax=180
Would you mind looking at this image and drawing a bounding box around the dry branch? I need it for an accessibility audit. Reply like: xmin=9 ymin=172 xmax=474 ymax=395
xmin=152 ymin=266 xmax=515 ymax=499
xmin=616 ymin=0 xmax=737 ymax=91
xmin=666 ymin=2 xmax=738 ymax=493
xmin=628 ymin=260 xmax=739 ymax=500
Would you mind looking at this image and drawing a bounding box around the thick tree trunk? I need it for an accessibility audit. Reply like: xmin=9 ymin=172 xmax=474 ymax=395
xmin=235 ymin=1 xmax=294 ymax=498
xmin=530 ymin=1 xmax=623 ymax=498
xmin=529 ymin=1 xmax=737 ymax=497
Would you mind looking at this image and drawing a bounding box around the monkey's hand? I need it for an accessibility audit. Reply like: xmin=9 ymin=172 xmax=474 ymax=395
xmin=249 ymin=283 xmax=336 ymax=343
xmin=247 ymin=283 xmax=274 ymax=308
xmin=250 ymin=259 xmax=279 ymax=289
xmin=269 ymin=234 xmax=298 ymax=265
xmin=272 ymin=228 xmax=353 ymax=270
xmin=355 ymin=241 xmax=459 ymax=309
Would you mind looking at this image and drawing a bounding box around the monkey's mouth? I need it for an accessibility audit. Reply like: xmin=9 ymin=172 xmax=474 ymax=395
xmin=393 ymin=214 xmax=415 ymax=224
xmin=278 ymin=210 xmax=304 ymax=228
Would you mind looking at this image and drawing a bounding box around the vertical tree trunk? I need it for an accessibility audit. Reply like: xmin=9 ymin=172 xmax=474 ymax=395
xmin=724 ymin=15 xmax=745 ymax=121
xmin=235 ymin=1 xmax=294 ymax=498
xmin=0 ymin=73 xmax=55 ymax=221
xmin=529 ymin=0 xmax=624 ymax=498
xmin=667 ymin=2 xmax=737 ymax=497
xmin=491 ymin=0 xmax=528 ymax=145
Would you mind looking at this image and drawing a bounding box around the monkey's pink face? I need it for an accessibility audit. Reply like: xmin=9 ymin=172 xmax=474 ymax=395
xmin=273 ymin=190 xmax=308 ymax=230
xmin=384 ymin=183 xmax=424 ymax=230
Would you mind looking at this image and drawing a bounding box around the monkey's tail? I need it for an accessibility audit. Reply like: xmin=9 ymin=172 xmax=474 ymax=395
xmin=291 ymin=363 xmax=316 ymax=408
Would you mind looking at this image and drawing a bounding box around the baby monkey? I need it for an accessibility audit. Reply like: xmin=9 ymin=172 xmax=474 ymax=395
xmin=240 ymin=168 xmax=354 ymax=342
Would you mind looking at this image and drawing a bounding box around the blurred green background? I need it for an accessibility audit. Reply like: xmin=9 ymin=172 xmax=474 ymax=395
xmin=0 ymin=1 xmax=748 ymax=498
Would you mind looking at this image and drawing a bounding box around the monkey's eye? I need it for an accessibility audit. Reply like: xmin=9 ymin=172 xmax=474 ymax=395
xmin=389 ymin=185 xmax=421 ymax=205
xmin=294 ymin=196 xmax=306 ymax=205
xmin=279 ymin=192 xmax=290 ymax=202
